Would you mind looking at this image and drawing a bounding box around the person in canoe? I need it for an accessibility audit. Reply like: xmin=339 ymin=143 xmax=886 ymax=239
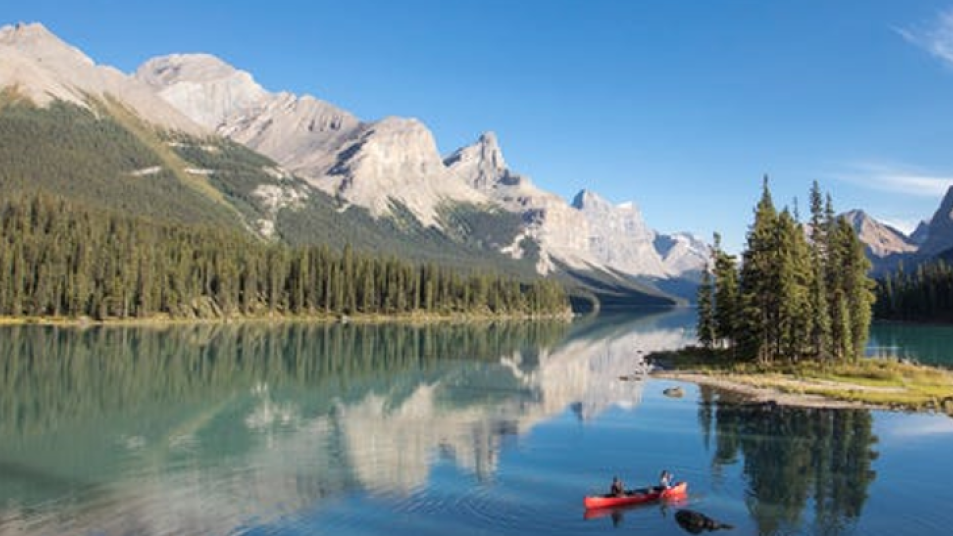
xmin=659 ymin=469 xmax=674 ymax=490
xmin=610 ymin=475 xmax=626 ymax=496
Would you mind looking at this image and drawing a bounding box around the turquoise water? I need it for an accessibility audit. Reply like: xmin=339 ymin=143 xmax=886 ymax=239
xmin=867 ymin=321 xmax=953 ymax=367
xmin=1 ymin=312 xmax=952 ymax=535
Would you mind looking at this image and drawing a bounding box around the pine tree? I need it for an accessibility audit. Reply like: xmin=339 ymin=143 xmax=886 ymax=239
xmin=712 ymin=232 xmax=740 ymax=348
xmin=697 ymin=267 xmax=716 ymax=349
xmin=837 ymin=217 xmax=875 ymax=361
xmin=808 ymin=181 xmax=833 ymax=362
xmin=738 ymin=176 xmax=780 ymax=363
xmin=775 ymin=209 xmax=812 ymax=362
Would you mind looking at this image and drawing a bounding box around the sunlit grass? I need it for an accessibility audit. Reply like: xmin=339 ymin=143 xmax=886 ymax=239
xmin=651 ymin=347 xmax=953 ymax=414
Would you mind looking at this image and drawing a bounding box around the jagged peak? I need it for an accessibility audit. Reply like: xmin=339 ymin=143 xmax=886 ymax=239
xmin=843 ymin=208 xmax=907 ymax=236
xmin=136 ymin=53 xmax=270 ymax=129
xmin=372 ymin=115 xmax=427 ymax=131
xmin=137 ymin=53 xmax=252 ymax=86
xmin=445 ymin=130 xmax=506 ymax=170
xmin=444 ymin=130 xmax=516 ymax=192
xmin=911 ymin=219 xmax=931 ymax=245
xmin=571 ymin=189 xmax=596 ymax=209
xmin=0 ymin=22 xmax=94 ymax=67
xmin=842 ymin=208 xmax=869 ymax=222
xmin=572 ymin=189 xmax=636 ymax=213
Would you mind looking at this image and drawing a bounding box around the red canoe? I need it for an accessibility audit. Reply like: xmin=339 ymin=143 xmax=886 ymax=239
xmin=583 ymin=481 xmax=688 ymax=509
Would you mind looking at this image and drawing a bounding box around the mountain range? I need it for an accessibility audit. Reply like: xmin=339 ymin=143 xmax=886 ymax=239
xmin=7 ymin=22 xmax=950 ymax=309
xmin=133 ymin=51 xmax=709 ymax=281
xmin=0 ymin=22 xmax=711 ymax=309
xmin=842 ymin=188 xmax=953 ymax=274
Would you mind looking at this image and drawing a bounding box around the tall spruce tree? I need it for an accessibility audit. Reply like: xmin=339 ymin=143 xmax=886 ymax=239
xmin=697 ymin=267 xmax=716 ymax=349
xmin=712 ymin=232 xmax=740 ymax=349
xmin=836 ymin=217 xmax=875 ymax=361
xmin=808 ymin=181 xmax=833 ymax=362
xmin=776 ymin=209 xmax=813 ymax=362
xmin=739 ymin=176 xmax=781 ymax=363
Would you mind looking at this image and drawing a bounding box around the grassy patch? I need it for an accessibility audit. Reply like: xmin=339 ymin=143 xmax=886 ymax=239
xmin=651 ymin=347 xmax=953 ymax=414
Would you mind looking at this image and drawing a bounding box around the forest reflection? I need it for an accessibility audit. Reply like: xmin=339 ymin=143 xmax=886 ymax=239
xmin=0 ymin=311 xmax=699 ymax=535
xmin=698 ymin=386 xmax=878 ymax=536
xmin=0 ymin=320 xmax=569 ymax=438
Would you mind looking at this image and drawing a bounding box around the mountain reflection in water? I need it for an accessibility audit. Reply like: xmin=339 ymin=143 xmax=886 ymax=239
xmin=0 ymin=310 xmax=697 ymax=535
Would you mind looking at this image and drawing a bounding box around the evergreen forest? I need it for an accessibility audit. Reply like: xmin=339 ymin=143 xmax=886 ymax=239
xmin=696 ymin=179 xmax=876 ymax=364
xmin=874 ymin=259 xmax=953 ymax=322
xmin=0 ymin=194 xmax=568 ymax=321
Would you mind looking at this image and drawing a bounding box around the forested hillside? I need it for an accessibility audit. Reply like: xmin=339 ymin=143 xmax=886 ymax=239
xmin=874 ymin=258 xmax=953 ymax=323
xmin=0 ymin=194 xmax=569 ymax=320
xmin=0 ymin=95 xmax=544 ymax=277
xmin=0 ymin=91 xmax=241 ymax=227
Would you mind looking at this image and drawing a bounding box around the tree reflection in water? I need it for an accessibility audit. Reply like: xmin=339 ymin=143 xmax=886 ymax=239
xmin=699 ymin=386 xmax=878 ymax=536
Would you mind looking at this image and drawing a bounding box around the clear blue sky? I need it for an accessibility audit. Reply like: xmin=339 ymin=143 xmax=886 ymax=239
xmin=7 ymin=0 xmax=953 ymax=252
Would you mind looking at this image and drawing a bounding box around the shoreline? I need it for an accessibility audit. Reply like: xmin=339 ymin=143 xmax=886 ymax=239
xmin=651 ymin=370 xmax=879 ymax=410
xmin=0 ymin=310 xmax=575 ymax=328
xmin=645 ymin=346 xmax=953 ymax=415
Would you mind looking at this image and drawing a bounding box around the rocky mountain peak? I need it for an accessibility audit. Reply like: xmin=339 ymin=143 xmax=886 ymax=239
xmin=316 ymin=116 xmax=487 ymax=225
xmin=573 ymin=190 xmax=650 ymax=235
xmin=919 ymin=186 xmax=953 ymax=256
xmin=910 ymin=219 xmax=931 ymax=246
xmin=0 ymin=22 xmax=92 ymax=68
xmin=444 ymin=131 xmax=510 ymax=190
xmin=843 ymin=209 xmax=917 ymax=259
xmin=137 ymin=53 xmax=268 ymax=129
xmin=571 ymin=189 xmax=667 ymax=276
xmin=572 ymin=189 xmax=614 ymax=211
xmin=0 ymin=22 xmax=203 ymax=133
xmin=138 ymin=53 xmax=241 ymax=85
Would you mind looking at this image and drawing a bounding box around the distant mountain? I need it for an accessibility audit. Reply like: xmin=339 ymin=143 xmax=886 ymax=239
xmin=917 ymin=186 xmax=953 ymax=257
xmin=140 ymin=53 xmax=707 ymax=284
xmin=843 ymin=187 xmax=953 ymax=277
xmin=910 ymin=219 xmax=931 ymax=246
xmin=842 ymin=209 xmax=918 ymax=259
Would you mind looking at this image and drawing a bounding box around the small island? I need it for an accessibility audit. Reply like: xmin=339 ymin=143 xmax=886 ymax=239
xmin=660 ymin=179 xmax=953 ymax=416
xmin=648 ymin=347 xmax=953 ymax=414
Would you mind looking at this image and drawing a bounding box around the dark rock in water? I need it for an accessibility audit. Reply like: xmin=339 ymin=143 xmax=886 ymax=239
xmin=675 ymin=509 xmax=734 ymax=534
xmin=663 ymin=386 xmax=684 ymax=398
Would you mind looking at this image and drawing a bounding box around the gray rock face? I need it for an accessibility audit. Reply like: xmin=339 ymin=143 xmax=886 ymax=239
xmin=0 ymin=22 xmax=203 ymax=134
xmin=137 ymin=54 xmax=269 ymax=129
xmin=137 ymin=54 xmax=485 ymax=226
xmin=843 ymin=209 xmax=918 ymax=259
xmin=137 ymin=53 xmax=361 ymax=182
xmin=572 ymin=190 xmax=667 ymax=277
xmin=3 ymin=22 xmax=707 ymax=284
xmin=656 ymin=232 xmax=710 ymax=277
xmin=444 ymin=132 xmax=511 ymax=191
xmin=316 ymin=117 xmax=488 ymax=225
xmin=910 ymin=219 xmax=931 ymax=246
xmin=448 ymin=134 xmax=708 ymax=278
xmin=446 ymin=134 xmax=602 ymax=273
xmin=918 ymin=186 xmax=953 ymax=256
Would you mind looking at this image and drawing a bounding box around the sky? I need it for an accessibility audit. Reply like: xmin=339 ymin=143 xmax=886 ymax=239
xmin=6 ymin=0 xmax=953 ymax=252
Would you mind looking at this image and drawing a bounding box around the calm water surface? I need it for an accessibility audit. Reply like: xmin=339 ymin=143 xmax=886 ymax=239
xmin=1 ymin=311 xmax=952 ymax=535
xmin=867 ymin=321 xmax=953 ymax=367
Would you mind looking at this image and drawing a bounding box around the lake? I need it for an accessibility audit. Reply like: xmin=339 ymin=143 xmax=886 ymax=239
xmin=1 ymin=311 xmax=952 ymax=535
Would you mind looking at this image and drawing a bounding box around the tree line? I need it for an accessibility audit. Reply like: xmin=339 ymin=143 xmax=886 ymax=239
xmin=0 ymin=194 xmax=568 ymax=320
xmin=696 ymin=179 xmax=875 ymax=364
xmin=874 ymin=259 xmax=953 ymax=322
